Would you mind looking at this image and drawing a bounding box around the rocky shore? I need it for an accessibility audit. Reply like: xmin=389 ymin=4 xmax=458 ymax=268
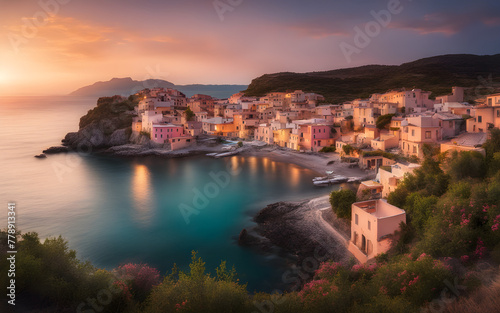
xmin=239 ymin=194 xmax=355 ymax=289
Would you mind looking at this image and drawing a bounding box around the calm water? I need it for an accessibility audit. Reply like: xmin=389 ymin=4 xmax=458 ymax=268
xmin=0 ymin=96 xmax=336 ymax=292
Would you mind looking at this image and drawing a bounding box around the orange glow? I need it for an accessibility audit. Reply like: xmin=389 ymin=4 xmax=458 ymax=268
xmin=131 ymin=164 xmax=154 ymax=227
xmin=289 ymin=166 xmax=300 ymax=188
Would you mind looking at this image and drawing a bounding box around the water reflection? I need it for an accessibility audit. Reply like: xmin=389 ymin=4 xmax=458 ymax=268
xmin=290 ymin=166 xmax=300 ymax=188
xmin=131 ymin=164 xmax=154 ymax=227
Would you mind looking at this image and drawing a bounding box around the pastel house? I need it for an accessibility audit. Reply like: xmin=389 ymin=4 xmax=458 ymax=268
xmin=348 ymin=199 xmax=406 ymax=263
xmin=151 ymin=124 xmax=186 ymax=144
xmin=356 ymin=180 xmax=383 ymax=200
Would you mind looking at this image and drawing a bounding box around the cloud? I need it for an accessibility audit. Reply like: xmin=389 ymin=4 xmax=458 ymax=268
xmin=390 ymin=8 xmax=500 ymax=36
xmin=288 ymin=17 xmax=350 ymax=39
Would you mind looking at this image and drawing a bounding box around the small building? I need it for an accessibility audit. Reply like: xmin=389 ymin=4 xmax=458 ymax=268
xmin=348 ymin=199 xmax=406 ymax=263
xmin=359 ymin=155 xmax=396 ymax=170
xmin=151 ymin=124 xmax=186 ymax=144
xmin=356 ymin=180 xmax=383 ymax=200
xmin=379 ymin=162 xmax=421 ymax=198
xmin=170 ymin=136 xmax=196 ymax=151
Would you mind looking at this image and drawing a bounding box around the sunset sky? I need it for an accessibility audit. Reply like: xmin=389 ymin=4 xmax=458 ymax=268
xmin=0 ymin=0 xmax=499 ymax=96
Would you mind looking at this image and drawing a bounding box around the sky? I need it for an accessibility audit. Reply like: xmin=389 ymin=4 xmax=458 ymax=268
xmin=0 ymin=0 xmax=499 ymax=96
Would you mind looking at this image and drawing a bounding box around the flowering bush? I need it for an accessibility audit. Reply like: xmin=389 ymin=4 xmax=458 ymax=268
xmin=372 ymin=253 xmax=453 ymax=306
xmin=114 ymin=263 xmax=160 ymax=301
xmin=313 ymin=261 xmax=343 ymax=281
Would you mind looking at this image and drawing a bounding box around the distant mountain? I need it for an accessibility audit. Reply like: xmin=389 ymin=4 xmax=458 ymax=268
xmin=244 ymin=54 xmax=500 ymax=103
xmin=70 ymin=77 xmax=247 ymax=99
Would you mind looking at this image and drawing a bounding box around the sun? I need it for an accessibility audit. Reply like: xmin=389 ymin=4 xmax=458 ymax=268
xmin=0 ymin=71 xmax=8 ymax=84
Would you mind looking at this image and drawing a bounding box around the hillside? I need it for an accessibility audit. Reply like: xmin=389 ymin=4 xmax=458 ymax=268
xmin=244 ymin=54 xmax=500 ymax=103
xmin=70 ymin=77 xmax=247 ymax=99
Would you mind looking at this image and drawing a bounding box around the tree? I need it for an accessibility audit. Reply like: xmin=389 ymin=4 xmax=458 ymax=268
xmin=342 ymin=144 xmax=355 ymax=156
xmin=446 ymin=150 xmax=486 ymax=180
xmin=329 ymin=189 xmax=357 ymax=219
xmin=184 ymin=107 xmax=195 ymax=121
xmin=376 ymin=114 xmax=395 ymax=130
xmin=484 ymin=128 xmax=500 ymax=162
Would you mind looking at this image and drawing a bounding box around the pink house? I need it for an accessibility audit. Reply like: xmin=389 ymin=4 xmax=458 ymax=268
xmin=298 ymin=124 xmax=335 ymax=152
xmin=151 ymin=124 xmax=186 ymax=144
xmin=348 ymin=199 xmax=406 ymax=263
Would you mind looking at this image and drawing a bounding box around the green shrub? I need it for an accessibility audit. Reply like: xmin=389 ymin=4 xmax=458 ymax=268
xmin=319 ymin=146 xmax=336 ymax=153
xmin=144 ymin=251 xmax=250 ymax=313
xmin=329 ymin=189 xmax=357 ymax=219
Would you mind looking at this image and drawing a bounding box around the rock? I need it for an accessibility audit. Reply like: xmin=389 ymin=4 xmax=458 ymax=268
xmin=108 ymin=129 xmax=129 ymax=146
xmin=43 ymin=146 xmax=70 ymax=154
xmin=34 ymin=154 xmax=47 ymax=159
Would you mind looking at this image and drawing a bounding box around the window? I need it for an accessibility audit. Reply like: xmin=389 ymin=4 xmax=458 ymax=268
xmin=355 ymin=214 xmax=358 ymax=225
xmin=368 ymin=221 xmax=371 ymax=230
xmin=413 ymin=146 xmax=417 ymax=153
xmin=425 ymin=131 xmax=431 ymax=139
xmin=411 ymin=129 xmax=415 ymax=136
xmin=497 ymin=110 xmax=500 ymax=118
xmin=478 ymin=116 xmax=482 ymax=123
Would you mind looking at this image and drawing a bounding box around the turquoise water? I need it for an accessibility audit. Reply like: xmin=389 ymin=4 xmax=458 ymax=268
xmin=0 ymin=96 xmax=336 ymax=292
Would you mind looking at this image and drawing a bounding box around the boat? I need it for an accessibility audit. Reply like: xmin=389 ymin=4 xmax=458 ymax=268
xmin=313 ymin=175 xmax=349 ymax=186
xmin=214 ymin=151 xmax=239 ymax=158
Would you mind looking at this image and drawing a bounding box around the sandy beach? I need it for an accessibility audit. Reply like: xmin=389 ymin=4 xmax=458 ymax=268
xmin=242 ymin=145 xmax=372 ymax=178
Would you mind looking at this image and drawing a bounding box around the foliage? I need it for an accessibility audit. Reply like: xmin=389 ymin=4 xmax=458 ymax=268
xmin=376 ymin=114 xmax=395 ymax=130
xmin=237 ymin=141 xmax=243 ymax=148
xmin=0 ymin=231 xmax=112 ymax=311
xmin=243 ymin=55 xmax=500 ymax=103
xmin=445 ymin=150 xmax=487 ymax=181
xmin=79 ymin=95 xmax=138 ymax=130
xmin=114 ymin=263 xmax=161 ymax=301
xmin=184 ymin=107 xmax=195 ymax=122
xmin=140 ymin=131 xmax=151 ymax=138
xmin=329 ymin=189 xmax=357 ymax=219
xmin=404 ymin=193 xmax=439 ymax=235
xmin=319 ymin=145 xmax=336 ymax=153
xmin=144 ymin=251 xmax=249 ymax=313
xmin=342 ymin=144 xmax=355 ymax=156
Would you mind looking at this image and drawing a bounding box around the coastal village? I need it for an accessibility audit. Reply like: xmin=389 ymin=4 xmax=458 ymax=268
xmin=130 ymin=86 xmax=500 ymax=263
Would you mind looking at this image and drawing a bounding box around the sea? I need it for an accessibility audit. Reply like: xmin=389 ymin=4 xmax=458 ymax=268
xmin=0 ymin=96 xmax=339 ymax=292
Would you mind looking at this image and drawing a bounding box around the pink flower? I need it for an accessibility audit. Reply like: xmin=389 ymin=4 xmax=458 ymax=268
xmin=408 ymin=275 xmax=420 ymax=286
xmin=417 ymin=253 xmax=429 ymax=261
xmin=397 ymin=270 xmax=407 ymax=277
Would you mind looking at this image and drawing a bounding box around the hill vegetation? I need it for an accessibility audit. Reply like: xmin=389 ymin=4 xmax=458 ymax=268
xmin=4 ymin=129 xmax=500 ymax=312
xmin=244 ymin=54 xmax=500 ymax=103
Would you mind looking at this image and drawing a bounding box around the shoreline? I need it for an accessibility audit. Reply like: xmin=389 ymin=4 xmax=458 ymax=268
xmin=43 ymin=140 xmax=374 ymax=180
xmin=43 ymin=139 xmax=371 ymax=290
xmin=239 ymin=194 xmax=355 ymax=290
